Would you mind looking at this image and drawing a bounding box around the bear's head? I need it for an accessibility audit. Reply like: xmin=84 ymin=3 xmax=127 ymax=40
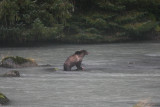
xmin=81 ymin=50 xmax=88 ymax=55
xmin=75 ymin=50 xmax=88 ymax=55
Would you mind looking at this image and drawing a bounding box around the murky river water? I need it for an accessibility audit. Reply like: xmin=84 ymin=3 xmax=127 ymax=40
xmin=0 ymin=43 xmax=160 ymax=107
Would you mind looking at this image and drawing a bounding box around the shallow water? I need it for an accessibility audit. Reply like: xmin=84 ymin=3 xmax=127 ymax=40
xmin=0 ymin=43 xmax=160 ymax=107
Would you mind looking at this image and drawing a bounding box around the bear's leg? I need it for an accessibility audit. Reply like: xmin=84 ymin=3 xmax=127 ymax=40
xmin=76 ymin=62 xmax=83 ymax=71
xmin=64 ymin=64 xmax=71 ymax=71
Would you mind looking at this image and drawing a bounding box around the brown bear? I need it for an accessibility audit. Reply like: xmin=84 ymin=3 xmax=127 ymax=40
xmin=64 ymin=50 xmax=88 ymax=71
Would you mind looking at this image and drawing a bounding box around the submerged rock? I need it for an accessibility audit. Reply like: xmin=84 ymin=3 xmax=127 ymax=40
xmin=0 ymin=93 xmax=9 ymax=105
xmin=2 ymin=70 xmax=20 ymax=77
xmin=39 ymin=64 xmax=52 ymax=67
xmin=1 ymin=56 xmax=37 ymax=68
xmin=46 ymin=68 xmax=59 ymax=72
xmin=52 ymin=68 xmax=59 ymax=71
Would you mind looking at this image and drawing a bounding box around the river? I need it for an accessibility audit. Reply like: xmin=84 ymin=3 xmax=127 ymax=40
xmin=0 ymin=43 xmax=160 ymax=107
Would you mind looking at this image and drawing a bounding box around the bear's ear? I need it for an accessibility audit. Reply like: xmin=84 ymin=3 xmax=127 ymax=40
xmin=80 ymin=50 xmax=88 ymax=55
xmin=75 ymin=51 xmax=81 ymax=55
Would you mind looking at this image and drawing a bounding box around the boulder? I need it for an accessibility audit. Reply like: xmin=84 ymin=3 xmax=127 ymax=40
xmin=1 ymin=56 xmax=37 ymax=68
xmin=0 ymin=93 xmax=9 ymax=105
xmin=2 ymin=70 xmax=20 ymax=77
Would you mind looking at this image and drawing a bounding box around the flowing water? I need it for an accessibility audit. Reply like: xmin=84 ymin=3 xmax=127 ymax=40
xmin=0 ymin=43 xmax=160 ymax=107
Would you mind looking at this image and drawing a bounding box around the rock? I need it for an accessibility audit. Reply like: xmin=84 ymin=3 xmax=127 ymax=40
xmin=53 ymin=68 xmax=59 ymax=71
xmin=39 ymin=64 xmax=52 ymax=67
xmin=2 ymin=70 xmax=20 ymax=77
xmin=1 ymin=56 xmax=37 ymax=68
xmin=46 ymin=68 xmax=59 ymax=72
xmin=0 ymin=93 xmax=9 ymax=105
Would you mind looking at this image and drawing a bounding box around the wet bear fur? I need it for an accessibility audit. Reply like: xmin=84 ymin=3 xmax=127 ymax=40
xmin=64 ymin=50 xmax=88 ymax=71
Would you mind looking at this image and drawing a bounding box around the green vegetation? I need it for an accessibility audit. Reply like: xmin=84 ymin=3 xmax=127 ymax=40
xmin=0 ymin=0 xmax=160 ymax=44
xmin=0 ymin=92 xmax=9 ymax=105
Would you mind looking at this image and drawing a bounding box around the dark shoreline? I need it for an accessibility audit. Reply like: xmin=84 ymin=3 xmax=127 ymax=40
xmin=1 ymin=40 xmax=160 ymax=48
